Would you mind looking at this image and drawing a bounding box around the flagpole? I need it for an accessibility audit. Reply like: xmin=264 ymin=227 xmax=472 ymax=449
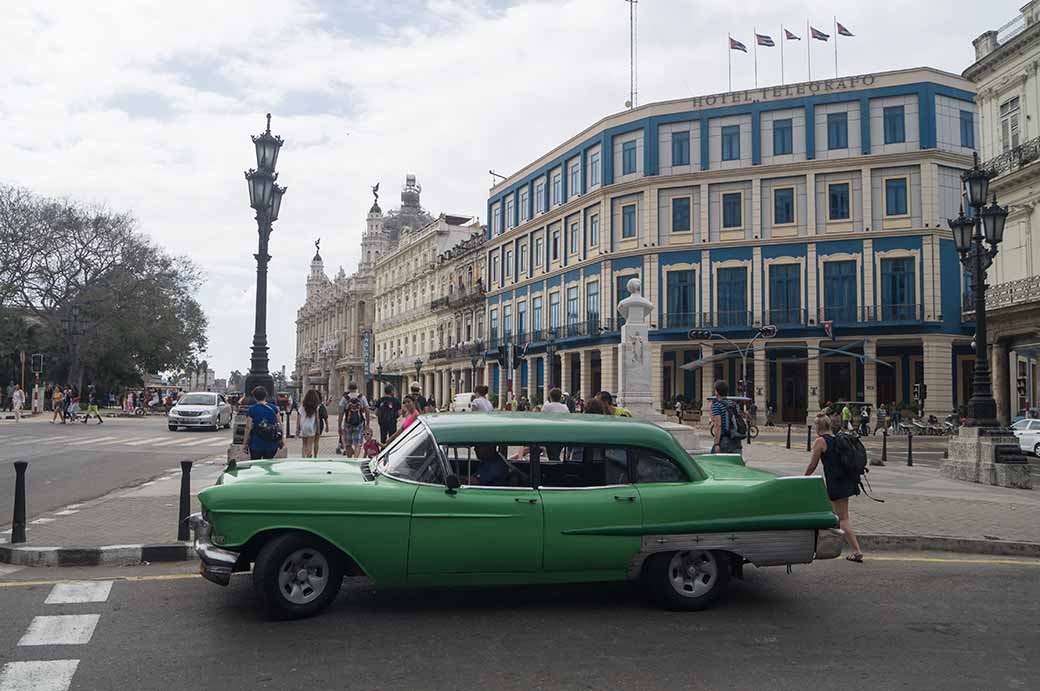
xmin=728 ymin=33 xmax=732 ymax=91
xmin=780 ymin=26 xmax=785 ymax=86
xmin=833 ymin=16 xmax=838 ymax=76
xmin=753 ymin=27 xmax=759 ymax=88
xmin=806 ymin=20 xmax=812 ymax=82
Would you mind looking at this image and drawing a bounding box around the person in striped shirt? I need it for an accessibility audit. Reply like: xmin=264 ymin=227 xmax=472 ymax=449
xmin=711 ymin=380 xmax=742 ymax=454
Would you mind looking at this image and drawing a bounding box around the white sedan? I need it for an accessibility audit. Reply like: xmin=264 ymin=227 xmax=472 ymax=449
xmin=168 ymin=392 xmax=233 ymax=431
xmin=1010 ymin=419 xmax=1040 ymax=456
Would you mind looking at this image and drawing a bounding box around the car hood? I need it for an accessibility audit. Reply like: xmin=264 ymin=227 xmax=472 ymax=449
xmin=173 ymin=405 xmax=217 ymax=413
xmin=219 ymin=458 xmax=368 ymax=486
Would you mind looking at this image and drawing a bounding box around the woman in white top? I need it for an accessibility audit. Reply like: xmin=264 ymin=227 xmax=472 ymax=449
xmin=470 ymin=385 xmax=495 ymax=412
xmin=297 ymin=389 xmax=321 ymax=458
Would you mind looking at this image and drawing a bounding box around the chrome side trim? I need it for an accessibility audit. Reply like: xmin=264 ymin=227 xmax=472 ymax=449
xmin=627 ymin=529 xmax=816 ymax=579
xmin=815 ymin=528 xmax=845 ymax=559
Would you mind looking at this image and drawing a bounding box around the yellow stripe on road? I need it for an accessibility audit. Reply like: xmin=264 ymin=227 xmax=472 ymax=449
xmin=867 ymin=555 xmax=1040 ymax=566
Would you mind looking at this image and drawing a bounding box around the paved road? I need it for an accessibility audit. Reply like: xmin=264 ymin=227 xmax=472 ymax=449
xmin=0 ymin=416 xmax=232 ymax=521
xmin=0 ymin=554 xmax=1036 ymax=690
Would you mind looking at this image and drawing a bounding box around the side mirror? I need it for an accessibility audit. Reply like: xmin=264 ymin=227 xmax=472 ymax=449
xmin=445 ymin=474 xmax=461 ymax=494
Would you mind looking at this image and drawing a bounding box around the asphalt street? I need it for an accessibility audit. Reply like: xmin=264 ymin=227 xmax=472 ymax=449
xmin=0 ymin=555 xmax=1035 ymax=690
xmin=0 ymin=416 xmax=232 ymax=522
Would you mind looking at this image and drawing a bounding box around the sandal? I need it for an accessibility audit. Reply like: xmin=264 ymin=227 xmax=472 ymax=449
xmin=845 ymin=553 xmax=864 ymax=563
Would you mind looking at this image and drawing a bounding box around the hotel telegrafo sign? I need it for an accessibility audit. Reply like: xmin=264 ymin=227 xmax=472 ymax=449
xmin=689 ymin=74 xmax=878 ymax=108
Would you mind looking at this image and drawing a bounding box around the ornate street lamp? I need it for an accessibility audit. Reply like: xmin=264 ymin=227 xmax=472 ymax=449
xmin=947 ymin=153 xmax=1008 ymax=428
xmin=234 ymin=114 xmax=286 ymax=445
xmin=414 ymin=358 xmax=423 ymax=390
xmin=689 ymin=325 xmax=778 ymax=399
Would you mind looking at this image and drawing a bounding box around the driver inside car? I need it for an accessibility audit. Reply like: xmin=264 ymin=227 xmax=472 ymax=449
xmin=473 ymin=444 xmax=510 ymax=486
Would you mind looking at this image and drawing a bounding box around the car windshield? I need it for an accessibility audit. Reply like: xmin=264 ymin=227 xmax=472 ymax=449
xmin=377 ymin=424 xmax=444 ymax=485
xmin=1011 ymin=420 xmax=1030 ymax=430
xmin=179 ymin=394 xmax=216 ymax=406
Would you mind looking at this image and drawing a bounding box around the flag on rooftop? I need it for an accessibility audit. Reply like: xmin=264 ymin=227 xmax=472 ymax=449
xmin=729 ymin=37 xmax=748 ymax=52
xmin=836 ymin=21 xmax=854 ymax=37
xmin=784 ymin=28 xmax=801 ymax=40
xmin=755 ymin=33 xmax=775 ymax=47
xmin=810 ymin=26 xmax=830 ymax=41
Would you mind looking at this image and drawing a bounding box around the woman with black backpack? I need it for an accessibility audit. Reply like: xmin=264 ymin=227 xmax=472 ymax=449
xmin=805 ymin=413 xmax=864 ymax=563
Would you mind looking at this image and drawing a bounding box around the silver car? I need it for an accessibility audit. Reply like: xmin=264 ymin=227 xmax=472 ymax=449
xmin=168 ymin=392 xmax=232 ymax=432
xmin=1010 ymin=419 xmax=1040 ymax=457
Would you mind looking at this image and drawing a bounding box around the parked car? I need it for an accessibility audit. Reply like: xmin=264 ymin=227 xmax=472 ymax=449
xmin=188 ymin=413 xmax=843 ymax=619
xmin=168 ymin=392 xmax=233 ymax=431
xmin=451 ymin=392 xmax=474 ymax=411
xmin=1011 ymin=408 xmax=1039 ymax=424
xmin=1010 ymin=418 xmax=1040 ymax=456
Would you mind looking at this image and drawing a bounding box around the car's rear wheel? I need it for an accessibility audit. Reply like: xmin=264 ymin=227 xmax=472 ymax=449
xmin=644 ymin=549 xmax=730 ymax=611
xmin=253 ymin=532 xmax=344 ymax=620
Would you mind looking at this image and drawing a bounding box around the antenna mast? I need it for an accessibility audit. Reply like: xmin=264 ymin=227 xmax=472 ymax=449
xmin=625 ymin=0 xmax=638 ymax=108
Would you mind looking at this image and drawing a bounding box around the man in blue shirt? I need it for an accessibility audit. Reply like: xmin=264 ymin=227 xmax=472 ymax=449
xmin=241 ymin=386 xmax=284 ymax=460
xmin=711 ymin=380 xmax=742 ymax=454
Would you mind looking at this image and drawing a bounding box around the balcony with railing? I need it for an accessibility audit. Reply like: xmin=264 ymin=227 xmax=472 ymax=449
xmin=962 ymin=274 xmax=1040 ymax=317
xmin=985 ymin=136 xmax=1040 ymax=180
xmin=428 ymin=341 xmax=486 ymax=362
xmin=817 ymin=304 xmax=922 ymax=324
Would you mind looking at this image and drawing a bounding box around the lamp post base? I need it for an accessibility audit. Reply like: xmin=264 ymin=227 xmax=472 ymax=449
xmin=941 ymin=426 xmax=1032 ymax=489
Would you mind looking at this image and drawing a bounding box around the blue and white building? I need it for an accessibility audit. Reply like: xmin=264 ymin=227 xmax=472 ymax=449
xmin=482 ymin=67 xmax=979 ymax=423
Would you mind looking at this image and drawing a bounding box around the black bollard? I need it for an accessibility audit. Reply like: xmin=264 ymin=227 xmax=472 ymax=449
xmin=881 ymin=429 xmax=888 ymax=464
xmin=177 ymin=460 xmax=193 ymax=541
xmin=12 ymin=461 xmax=27 ymax=544
xmin=806 ymin=425 xmax=812 ymax=452
xmin=786 ymin=423 xmax=792 ymax=449
xmin=906 ymin=432 xmax=913 ymax=467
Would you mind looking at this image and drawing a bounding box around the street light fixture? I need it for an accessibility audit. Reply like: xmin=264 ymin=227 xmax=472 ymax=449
xmin=689 ymin=325 xmax=778 ymax=399
xmin=946 ymin=152 xmax=1008 ymax=428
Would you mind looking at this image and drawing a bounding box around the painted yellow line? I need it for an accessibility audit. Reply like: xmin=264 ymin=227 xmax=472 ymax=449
xmin=868 ymin=556 xmax=1040 ymax=566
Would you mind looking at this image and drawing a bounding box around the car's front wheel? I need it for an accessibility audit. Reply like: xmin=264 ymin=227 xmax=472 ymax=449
xmin=1034 ymin=441 xmax=1039 ymax=457
xmin=644 ymin=549 xmax=730 ymax=611
xmin=253 ymin=532 xmax=344 ymax=620
xmin=168 ymin=424 xmax=177 ymax=432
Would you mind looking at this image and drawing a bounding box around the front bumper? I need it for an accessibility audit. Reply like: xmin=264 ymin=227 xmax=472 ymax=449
xmin=188 ymin=513 xmax=240 ymax=586
xmin=815 ymin=528 xmax=846 ymax=559
xmin=170 ymin=416 xmax=215 ymax=427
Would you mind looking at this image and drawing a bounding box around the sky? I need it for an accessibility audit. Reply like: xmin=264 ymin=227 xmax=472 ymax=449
xmin=0 ymin=0 xmax=1016 ymax=381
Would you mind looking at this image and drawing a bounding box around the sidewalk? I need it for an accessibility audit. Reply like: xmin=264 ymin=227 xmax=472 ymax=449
xmin=741 ymin=444 xmax=1040 ymax=552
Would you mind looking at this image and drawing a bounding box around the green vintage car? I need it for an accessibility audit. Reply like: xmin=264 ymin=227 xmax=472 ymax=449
xmin=189 ymin=413 xmax=843 ymax=618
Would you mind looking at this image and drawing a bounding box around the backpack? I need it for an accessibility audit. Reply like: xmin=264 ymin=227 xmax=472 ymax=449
xmin=346 ymin=398 xmax=364 ymax=427
xmin=377 ymin=398 xmax=397 ymax=425
xmin=254 ymin=403 xmax=283 ymax=443
xmin=723 ymin=401 xmax=748 ymax=440
xmin=832 ymin=432 xmax=868 ymax=478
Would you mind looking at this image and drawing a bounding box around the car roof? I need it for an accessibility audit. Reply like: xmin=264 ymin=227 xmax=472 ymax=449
xmin=421 ymin=412 xmax=703 ymax=478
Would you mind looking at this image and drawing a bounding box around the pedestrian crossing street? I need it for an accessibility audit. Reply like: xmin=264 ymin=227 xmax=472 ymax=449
xmin=0 ymin=430 xmax=231 ymax=453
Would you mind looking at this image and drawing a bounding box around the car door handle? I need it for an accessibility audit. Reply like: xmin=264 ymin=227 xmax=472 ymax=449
xmin=614 ymin=495 xmax=637 ymax=502
xmin=515 ymin=497 xmax=538 ymax=504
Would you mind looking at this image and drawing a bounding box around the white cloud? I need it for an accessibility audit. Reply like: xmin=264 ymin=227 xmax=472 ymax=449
xmin=0 ymin=0 xmax=1010 ymax=378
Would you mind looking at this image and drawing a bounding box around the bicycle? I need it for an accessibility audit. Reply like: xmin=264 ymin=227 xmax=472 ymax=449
xmin=709 ymin=419 xmax=759 ymax=440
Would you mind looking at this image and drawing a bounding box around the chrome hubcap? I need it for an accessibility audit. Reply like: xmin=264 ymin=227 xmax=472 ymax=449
xmin=277 ymin=548 xmax=330 ymax=605
xmin=667 ymin=550 xmax=718 ymax=598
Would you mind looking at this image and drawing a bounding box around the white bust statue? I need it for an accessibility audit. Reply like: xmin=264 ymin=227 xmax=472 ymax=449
xmin=617 ymin=277 xmax=653 ymax=325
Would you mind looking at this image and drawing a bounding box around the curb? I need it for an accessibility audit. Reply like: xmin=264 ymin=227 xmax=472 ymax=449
xmin=857 ymin=533 xmax=1040 ymax=558
xmin=0 ymin=543 xmax=194 ymax=567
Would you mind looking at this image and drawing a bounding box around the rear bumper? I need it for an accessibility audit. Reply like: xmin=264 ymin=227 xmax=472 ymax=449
xmin=815 ymin=528 xmax=846 ymax=560
xmin=187 ymin=513 xmax=239 ymax=586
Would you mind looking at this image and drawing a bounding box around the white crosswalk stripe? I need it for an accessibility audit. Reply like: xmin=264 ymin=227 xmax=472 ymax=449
xmin=0 ymin=660 xmax=79 ymax=691
xmin=152 ymin=437 xmax=196 ymax=447
xmin=95 ymin=437 xmax=137 ymax=445
xmin=65 ymin=436 xmax=119 ymax=446
xmin=18 ymin=615 xmax=100 ymax=646
xmin=45 ymin=581 xmax=113 ymax=605
xmin=125 ymin=436 xmax=170 ymax=446
xmin=179 ymin=438 xmax=217 ymax=446
xmin=208 ymin=438 xmax=231 ymax=446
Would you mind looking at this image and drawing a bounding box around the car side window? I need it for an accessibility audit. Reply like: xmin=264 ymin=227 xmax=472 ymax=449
xmin=1012 ymin=420 xmax=1029 ymax=430
xmin=631 ymin=448 xmax=687 ymax=483
xmin=380 ymin=427 xmax=444 ymax=485
xmin=538 ymin=446 xmax=630 ymax=488
xmin=1028 ymin=421 xmax=1040 ymax=431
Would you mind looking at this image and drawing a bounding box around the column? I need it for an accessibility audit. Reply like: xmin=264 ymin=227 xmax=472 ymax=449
xmin=806 ymin=244 xmax=818 ymax=321
xmin=863 ymin=338 xmax=878 ymax=407
xmin=806 ymin=338 xmax=822 ymax=425
xmin=579 ymin=349 xmax=593 ymax=400
xmin=752 ymin=246 xmax=763 ymax=325
xmin=543 ymin=352 xmax=554 ymax=395
xmin=922 ymin=336 xmax=954 ymax=418
xmin=753 ymin=345 xmax=767 ymax=409
xmin=650 ymin=343 xmax=665 ymax=413
xmin=701 ymin=343 xmax=715 ymax=404
xmin=511 ymin=362 xmax=521 ymax=400
xmin=497 ymin=362 xmax=507 ymax=409
xmin=860 ymin=166 xmax=873 ymax=231
xmin=527 ymin=356 xmax=538 ymax=401
xmin=434 ymin=370 xmax=443 ymax=408
xmin=485 ymin=362 xmax=494 ymax=394
xmin=806 ymin=172 xmax=817 ymax=235
xmin=600 ymin=345 xmax=617 ymax=394
xmin=862 ymin=239 xmax=875 ymax=317
xmin=559 ymin=351 xmax=572 ymax=395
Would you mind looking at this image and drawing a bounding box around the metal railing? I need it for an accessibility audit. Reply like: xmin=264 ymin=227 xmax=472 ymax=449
xmin=984 ymin=136 xmax=1040 ymax=179
xmin=963 ymin=274 xmax=1040 ymax=316
xmin=764 ymin=308 xmax=806 ymax=326
xmin=817 ymin=304 xmax=921 ymax=323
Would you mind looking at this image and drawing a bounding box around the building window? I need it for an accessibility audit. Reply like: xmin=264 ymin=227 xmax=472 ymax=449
xmin=569 ymin=162 xmax=581 ymax=197
xmin=517 ymin=300 xmax=527 ymax=335
xmin=589 ymin=152 xmax=601 ymax=187
xmin=532 ymin=296 xmax=543 ymax=333
xmin=589 ymin=214 xmax=600 ymax=247
xmin=716 ymin=267 xmax=747 ymax=327
xmin=566 ymin=286 xmax=579 ymax=331
xmin=519 ymin=188 xmax=529 ymax=223
xmin=622 ymin=204 xmax=637 ymax=238
xmin=616 ymin=274 xmax=638 ymax=313
xmin=768 ymin=264 xmax=801 ymax=325
xmin=960 ymin=110 xmax=975 ymax=149
xmin=672 ymin=131 xmax=690 ymax=166
xmin=721 ymin=125 xmax=740 ymax=160
xmin=672 ymin=197 xmax=691 ymax=232
xmin=883 ymin=106 xmax=905 ymax=144
xmin=552 ymin=173 xmax=562 ymax=205
xmin=535 ymin=236 xmax=544 ymax=266
xmin=1000 ymin=96 xmax=1020 ymax=152
xmin=549 ymin=292 xmax=561 ymax=331
xmin=505 ymin=198 xmax=514 ymax=229
xmin=535 ymin=182 xmax=545 ymax=213
xmin=828 ymin=183 xmax=850 ymax=221
xmin=823 ymin=260 xmax=857 ymax=322
xmin=569 ymin=221 xmax=579 ymax=254
xmin=773 ymin=118 xmax=793 ymax=155
xmin=493 ymin=207 xmax=502 ymax=235
xmin=504 ymin=248 xmax=512 ymax=278
xmin=622 ymin=140 xmax=637 ymax=175
xmin=722 ymin=192 xmax=742 ymax=229
xmin=827 ymin=112 xmax=848 ymax=149
xmin=773 ymin=187 xmax=795 ymax=225
xmin=586 ymin=281 xmax=600 ymax=323
xmin=491 ymin=254 xmax=500 ymax=283
xmin=666 ymin=270 xmax=695 ymax=328
xmin=881 ymin=257 xmax=916 ymax=321
xmin=551 ymin=230 xmax=560 ymax=260
xmin=519 ymin=244 xmax=528 ymax=273
xmin=503 ymin=304 xmax=512 ymax=337
xmin=885 ymin=177 xmax=908 ymax=216
xmin=489 ymin=308 xmax=499 ymax=340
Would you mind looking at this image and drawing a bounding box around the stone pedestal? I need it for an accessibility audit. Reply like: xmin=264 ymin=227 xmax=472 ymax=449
xmin=941 ymin=426 xmax=1032 ymax=489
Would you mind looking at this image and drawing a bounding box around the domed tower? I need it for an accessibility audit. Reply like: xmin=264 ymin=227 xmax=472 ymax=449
xmin=307 ymin=239 xmax=325 ymax=299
